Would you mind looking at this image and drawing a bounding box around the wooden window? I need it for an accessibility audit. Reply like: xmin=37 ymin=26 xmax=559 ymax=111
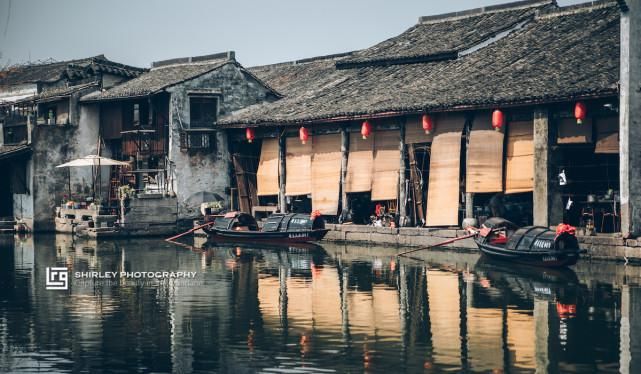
xmin=189 ymin=96 xmax=218 ymax=128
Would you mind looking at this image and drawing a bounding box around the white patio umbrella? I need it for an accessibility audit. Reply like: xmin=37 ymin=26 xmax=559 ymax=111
xmin=56 ymin=155 xmax=130 ymax=168
xmin=56 ymin=155 xmax=130 ymax=202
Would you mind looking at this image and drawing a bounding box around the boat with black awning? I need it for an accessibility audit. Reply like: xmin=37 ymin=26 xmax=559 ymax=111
xmin=469 ymin=217 xmax=584 ymax=267
xmin=203 ymin=211 xmax=329 ymax=243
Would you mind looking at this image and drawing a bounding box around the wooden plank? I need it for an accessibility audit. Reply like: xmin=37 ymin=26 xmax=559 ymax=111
xmin=232 ymin=154 xmax=251 ymax=213
xmin=345 ymin=132 xmax=374 ymax=193
xmin=256 ymin=138 xmax=279 ymax=196
xmin=505 ymin=121 xmax=533 ymax=194
xmin=285 ymin=136 xmax=312 ymax=196
xmin=311 ymin=134 xmax=342 ymax=215
xmin=371 ymin=130 xmax=400 ymax=201
xmin=594 ymin=116 xmax=619 ymax=154
xmin=425 ymin=114 xmax=464 ymax=226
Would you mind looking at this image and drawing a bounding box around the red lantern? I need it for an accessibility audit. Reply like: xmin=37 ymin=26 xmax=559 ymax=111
xmin=361 ymin=120 xmax=372 ymax=139
xmin=299 ymin=126 xmax=309 ymax=144
xmin=246 ymin=127 xmax=255 ymax=143
xmin=421 ymin=114 xmax=434 ymax=134
xmin=574 ymin=101 xmax=587 ymax=124
xmin=492 ymin=109 xmax=505 ymax=131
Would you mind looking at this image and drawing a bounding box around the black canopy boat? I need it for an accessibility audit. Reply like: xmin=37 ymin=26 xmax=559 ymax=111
xmin=470 ymin=217 xmax=584 ymax=267
xmin=203 ymin=211 xmax=329 ymax=243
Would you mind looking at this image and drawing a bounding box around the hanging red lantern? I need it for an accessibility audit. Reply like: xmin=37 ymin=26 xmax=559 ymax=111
xmin=574 ymin=101 xmax=587 ymax=124
xmin=361 ymin=120 xmax=372 ymax=139
xmin=246 ymin=127 xmax=255 ymax=143
xmin=492 ymin=109 xmax=505 ymax=131
xmin=421 ymin=114 xmax=434 ymax=134
xmin=299 ymin=126 xmax=309 ymax=144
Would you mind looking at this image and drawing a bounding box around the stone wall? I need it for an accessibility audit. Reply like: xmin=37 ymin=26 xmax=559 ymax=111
xmin=323 ymin=224 xmax=641 ymax=263
xmin=30 ymin=100 xmax=101 ymax=231
xmin=167 ymin=62 xmax=276 ymax=219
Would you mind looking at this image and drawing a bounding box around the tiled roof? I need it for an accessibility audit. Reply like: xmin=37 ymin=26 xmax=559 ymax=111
xmin=82 ymin=52 xmax=281 ymax=101
xmin=0 ymin=55 xmax=145 ymax=88
xmin=336 ymin=0 xmax=554 ymax=68
xmin=219 ymin=0 xmax=620 ymax=126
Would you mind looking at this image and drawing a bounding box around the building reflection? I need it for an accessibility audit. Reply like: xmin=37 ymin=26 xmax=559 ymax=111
xmin=0 ymin=235 xmax=640 ymax=372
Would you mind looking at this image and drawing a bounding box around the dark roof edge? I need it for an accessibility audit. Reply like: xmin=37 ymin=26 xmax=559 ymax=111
xmin=219 ymin=90 xmax=618 ymax=127
xmin=336 ymin=51 xmax=458 ymax=69
xmin=151 ymin=51 xmax=236 ymax=69
xmin=418 ymin=0 xmax=555 ymax=24
xmin=249 ymin=51 xmax=356 ymax=71
xmin=537 ymin=0 xmax=619 ymax=19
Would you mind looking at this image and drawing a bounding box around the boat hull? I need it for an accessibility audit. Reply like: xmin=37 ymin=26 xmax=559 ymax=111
xmin=476 ymin=241 xmax=581 ymax=267
xmin=205 ymin=228 xmax=329 ymax=244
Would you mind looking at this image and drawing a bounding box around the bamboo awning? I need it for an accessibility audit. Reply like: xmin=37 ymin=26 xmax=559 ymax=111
xmin=594 ymin=116 xmax=619 ymax=154
xmin=425 ymin=114 xmax=464 ymax=227
xmin=286 ymin=136 xmax=312 ymax=196
xmin=505 ymin=121 xmax=534 ymax=194
xmin=311 ymin=134 xmax=342 ymax=214
xmin=345 ymin=132 xmax=374 ymax=193
xmin=256 ymin=138 xmax=279 ymax=196
xmin=466 ymin=115 xmax=504 ymax=193
xmin=557 ymin=117 xmax=592 ymax=144
xmin=371 ymin=130 xmax=399 ymax=201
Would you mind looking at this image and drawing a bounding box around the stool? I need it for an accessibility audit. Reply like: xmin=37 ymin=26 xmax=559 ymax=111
xmin=600 ymin=208 xmax=619 ymax=233
xmin=581 ymin=207 xmax=595 ymax=230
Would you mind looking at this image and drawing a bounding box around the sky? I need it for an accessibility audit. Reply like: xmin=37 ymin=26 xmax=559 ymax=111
xmin=0 ymin=0 xmax=586 ymax=69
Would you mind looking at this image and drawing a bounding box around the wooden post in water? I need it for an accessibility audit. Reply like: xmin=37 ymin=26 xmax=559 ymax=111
xmin=278 ymin=129 xmax=287 ymax=213
xmin=340 ymin=126 xmax=350 ymax=221
xmin=399 ymin=118 xmax=408 ymax=226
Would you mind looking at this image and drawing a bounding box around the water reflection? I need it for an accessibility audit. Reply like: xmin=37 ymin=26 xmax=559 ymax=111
xmin=0 ymin=234 xmax=639 ymax=373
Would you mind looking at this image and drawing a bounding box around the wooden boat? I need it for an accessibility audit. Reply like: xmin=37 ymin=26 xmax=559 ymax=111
xmin=471 ymin=217 xmax=584 ymax=267
xmin=203 ymin=212 xmax=329 ymax=243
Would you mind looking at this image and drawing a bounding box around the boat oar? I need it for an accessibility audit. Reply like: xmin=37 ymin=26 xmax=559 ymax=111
xmin=396 ymin=232 xmax=478 ymax=257
xmin=165 ymin=221 xmax=215 ymax=242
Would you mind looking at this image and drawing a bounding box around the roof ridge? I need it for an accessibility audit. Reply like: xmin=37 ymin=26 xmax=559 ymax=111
xmin=536 ymin=0 xmax=619 ymax=19
xmin=249 ymin=51 xmax=355 ymax=71
xmin=418 ymin=0 xmax=555 ymax=24
xmin=151 ymin=51 xmax=235 ymax=69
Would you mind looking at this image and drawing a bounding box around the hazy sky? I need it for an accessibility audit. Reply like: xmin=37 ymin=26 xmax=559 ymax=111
xmin=0 ymin=0 xmax=586 ymax=69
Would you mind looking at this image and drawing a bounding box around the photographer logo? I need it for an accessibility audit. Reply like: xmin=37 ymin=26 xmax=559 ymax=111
xmin=46 ymin=267 xmax=69 ymax=290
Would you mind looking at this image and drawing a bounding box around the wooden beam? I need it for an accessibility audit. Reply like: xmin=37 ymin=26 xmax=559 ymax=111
xmin=398 ymin=119 xmax=408 ymax=226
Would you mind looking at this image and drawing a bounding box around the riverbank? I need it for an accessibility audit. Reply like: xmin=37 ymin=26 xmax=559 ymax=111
xmin=323 ymin=224 xmax=641 ymax=263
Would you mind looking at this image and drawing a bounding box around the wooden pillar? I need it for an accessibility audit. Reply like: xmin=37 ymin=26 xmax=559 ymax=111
xmin=340 ymin=126 xmax=350 ymax=221
xmin=278 ymin=129 xmax=287 ymax=213
xmin=533 ymin=107 xmax=563 ymax=227
xmin=398 ymin=119 xmax=408 ymax=226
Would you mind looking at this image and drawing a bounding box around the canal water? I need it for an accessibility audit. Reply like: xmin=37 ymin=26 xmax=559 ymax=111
xmin=1 ymin=234 xmax=640 ymax=373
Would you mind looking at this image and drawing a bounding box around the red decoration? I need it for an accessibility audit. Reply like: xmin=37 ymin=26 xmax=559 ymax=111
xmin=361 ymin=120 xmax=372 ymax=139
xmin=421 ymin=114 xmax=434 ymax=134
xmin=574 ymin=101 xmax=587 ymax=124
xmin=555 ymin=223 xmax=576 ymax=238
xmin=492 ymin=109 xmax=505 ymax=131
xmin=299 ymin=126 xmax=309 ymax=144
xmin=246 ymin=128 xmax=255 ymax=143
